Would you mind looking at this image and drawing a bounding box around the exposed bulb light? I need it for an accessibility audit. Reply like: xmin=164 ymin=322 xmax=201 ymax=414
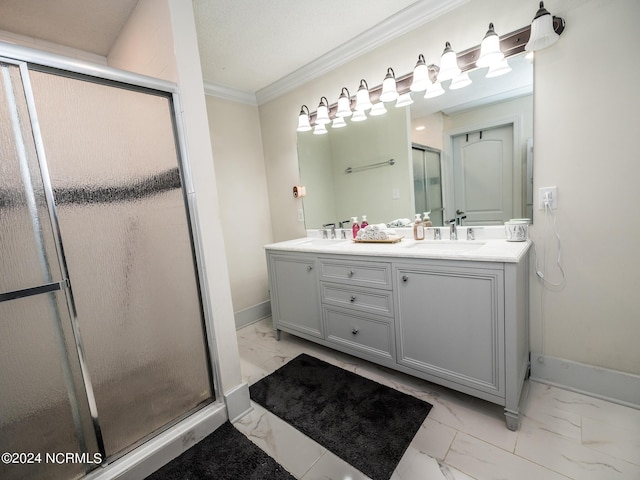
xmin=486 ymin=58 xmax=512 ymax=78
xmin=296 ymin=105 xmax=311 ymax=132
xmin=438 ymin=42 xmax=461 ymax=82
xmin=315 ymin=96 xmax=331 ymax=125
xmin=379 ymin=67 xmax=399 ymax=102
xmin=370 ymin=102 xmax=387 ymax=116
xmin=313 ymin=123 xmax=328 ymax=135
xmin=332 ymin=116 xmax=347 ymax=128
xmin=395 ymin=92 xmax=414 ymax=108
xmin=410 ymin=54 xmax=430 ymax=92
xmin=351 ymin=109 xmax=367 ymax=122
xmin=355 ymin=79 xmax=373 ymax=111
xmin=449 ymin=71 xmax=472 ymax=90
xmin=336 ymin=87 xmax=352 ymax=117
xmin=477 ymin=23 xmax=504 ymax=68
xmin=525 ymin=1 xmax=560 ymax=51
xmin=424 ymin=80 xmax=445 ymax=98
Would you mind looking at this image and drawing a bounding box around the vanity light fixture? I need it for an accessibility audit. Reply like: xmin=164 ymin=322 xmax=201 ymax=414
xmin=370 ymin=102 xmax=387 ymax=116
xmin=315 ymin=96 xmax=331 ymax=125
xmin=379 ymin=67 xmax=399 ymax=103
xmin=355 ymin=79 xmax=373 ymax=111
xmin=438 ymin=42 xmax=461 ymax=82
xmin=525 ymin=2 xmax=561 ymax=51
xmin=486 ymin=58 xmax=512 ymax=78
xmin=332 ymin=116 xmax=347 ymax=128
xmin=395 ymin=92 xmax=414 ymax=108
xmin=351 ymin=109 xmax=367 ymax=122
xmin=336 ymin=87 xmax=353 ymax=117
xmin=296 ymin=105 xmax=312 ymax=132
xmin=424 ymin=79 xmax=445 ymax=98
xmin=313 ymin=123 xmax=328 ymax=135
xmin=476 ymin=23 xmax=504 ymax=68
xmin=449 ymin=71 xmax=472 ymax=90
xmin=410 ymin=54 xmax=430 ymax=92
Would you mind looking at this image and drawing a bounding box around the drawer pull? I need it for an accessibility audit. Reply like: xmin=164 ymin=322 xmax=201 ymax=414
xmin=348 ymin=270 xmax=355 ymax=277
xmin=307 ymin=265 xmax=313 ymax=271
xmin=350 ymin=295 xmax=356 ymax=302
xmin=352 ymin=328 xmax=359 ymax=335
xmin=402 ymin=275 xmax=409 ymax=282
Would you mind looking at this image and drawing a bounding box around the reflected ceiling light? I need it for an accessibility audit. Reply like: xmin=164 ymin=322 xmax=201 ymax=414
xmin=355 ymin=79 xmax=373 ymax=111
xmin=395 ymin=92 xmax=414 ymax=108
xmin=449 ymin=71 xmax=472 ymax=90
xmin=296 ymin=105 xmax=311 ymax=132
xmin=332 ymin=116 xmax=347 ymax=128
xmin=315 ymin=96 xmax=331 ymax=125
xmin=410 ymin=54 xmax=430 ymax=92
xmin=379 ymin=67 xmax=399 ymax=102
xmin=486 ymin=58 xmax=512 ymax=78
xmin=313 ymin=123 xmax=328 ymax=135
xmin=351 ymin=109 xmax=367 ymax=122
xmin=336 ymin=87 xmax=353 ymax=117
xmin=424 ymin=80 xmax=445 ymax=98
xmin=438 ymin=42 xmax=461 ymax=82
xmin=525 ymin=2 xmax=560 ymax=51
xmin=370 ymin=102 xmax=387 ymax=116
xmin=477 ymin=23 xmax=504 ymax=68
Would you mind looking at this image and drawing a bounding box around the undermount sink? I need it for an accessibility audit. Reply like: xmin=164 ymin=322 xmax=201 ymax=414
xmin=295 ymin=238 xmax=348 ymax=247
xmin=405 ymin=240 xmax=486 ymax=252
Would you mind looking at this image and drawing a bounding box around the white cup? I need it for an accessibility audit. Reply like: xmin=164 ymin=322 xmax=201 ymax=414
xmin=505 ymin=220 xmax=528 ymax=242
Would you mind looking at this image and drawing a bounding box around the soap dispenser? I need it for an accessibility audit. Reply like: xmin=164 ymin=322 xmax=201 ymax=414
xmin=422 ymin=211 xmax=433 ymax=227
xmin=361 ymin=215 xmax=368 ymax=229
xmin=351 ymin=216 xmax=360 ymax=239
xmin=413 ymin=214 xmax=425 ymax=240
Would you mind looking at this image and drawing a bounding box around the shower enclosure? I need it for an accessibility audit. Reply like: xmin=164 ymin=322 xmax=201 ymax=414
xmin=1 ymin=57 xmax=216 ymax=480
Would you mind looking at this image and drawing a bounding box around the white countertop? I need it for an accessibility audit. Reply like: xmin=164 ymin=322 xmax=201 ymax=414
xmin=265 ymin=236 xmax=531 ymax=263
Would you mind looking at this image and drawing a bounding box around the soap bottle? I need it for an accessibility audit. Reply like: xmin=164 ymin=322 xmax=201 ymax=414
xmin=413 ymin=213 xmax=425 ymax=240
xmin=422 ymin=211 xmax=433 ymax=227
xmin=361 ymin=215 xmax=368 ymax=229
xmin=351 ymin=216 xmax=360 ymax=239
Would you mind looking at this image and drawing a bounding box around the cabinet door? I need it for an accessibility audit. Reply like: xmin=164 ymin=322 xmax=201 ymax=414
xmin=269 ymin=253 xmax=322 ymax=338
xmin=395 ymin=264 xmax=505 ymax=397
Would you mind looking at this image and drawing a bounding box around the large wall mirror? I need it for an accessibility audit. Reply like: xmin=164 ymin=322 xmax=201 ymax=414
xmin=297 ymin=53 xmax=533 ymax=229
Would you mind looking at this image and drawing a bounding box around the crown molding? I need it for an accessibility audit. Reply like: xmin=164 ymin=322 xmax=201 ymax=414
xmin=255 ymin=0 xmax=469 ymax=105
xmin=203 ymin=81 xmax=258 ymax=106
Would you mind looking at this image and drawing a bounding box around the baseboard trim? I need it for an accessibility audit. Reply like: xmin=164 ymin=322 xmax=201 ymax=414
xmin=84 ymin=402 xmax=228 ymax=480
xmin=530 ymin=353 xmax=640 ymax=410
xmin=235 ymin=300 xmax=271 ymax=330
xmin=224 ymin=382 xmax=252 ymax=423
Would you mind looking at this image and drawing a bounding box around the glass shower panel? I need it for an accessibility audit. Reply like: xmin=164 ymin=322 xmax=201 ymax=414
xmin=0 ymin=62 xmax=62 ymax=293
xmin=0 ymin=292 xmax=92 ymax=480
xmin=28 ymin=71 xmax=213 ymax=457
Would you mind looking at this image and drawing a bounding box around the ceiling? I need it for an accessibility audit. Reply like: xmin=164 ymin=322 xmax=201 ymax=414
xmin=0 ymin=0 xmax=461 ymax=98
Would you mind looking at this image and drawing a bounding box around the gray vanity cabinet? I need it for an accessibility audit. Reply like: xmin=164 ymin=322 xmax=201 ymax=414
xmin=267 ymin=252 xmax=322 ymax=339
xmin=394 ymin=261 xmax=505 ymax=400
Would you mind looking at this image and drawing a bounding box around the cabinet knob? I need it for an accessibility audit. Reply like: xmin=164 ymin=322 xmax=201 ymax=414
xmin=352 ymin=328 xmax=359 ymax=335
xmin=307 ymin=265 xmax=313 ymax=271
xmin=402 ymin=275 xmax=409 ymax=282
xmin=350 ymin=295 xmax=356 ymax=302
xmin=348 ymin=270 xmax=355 ymax=277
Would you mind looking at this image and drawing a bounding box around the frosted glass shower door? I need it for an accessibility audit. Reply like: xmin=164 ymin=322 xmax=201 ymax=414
xmin=28 ymin=70 xmax=214 ymax=458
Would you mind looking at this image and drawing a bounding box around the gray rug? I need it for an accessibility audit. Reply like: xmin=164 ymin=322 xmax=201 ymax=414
xmin=249 ymin=353 xmax=433 ymax=480
xmin=145 ymin=421 xmax=295 ymax=479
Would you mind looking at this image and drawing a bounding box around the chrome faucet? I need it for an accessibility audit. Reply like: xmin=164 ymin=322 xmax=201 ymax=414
xmin=323 ymin=223 xmax=336 ymax=239
xmin=449 ymin=221 xmax=457 ymax=240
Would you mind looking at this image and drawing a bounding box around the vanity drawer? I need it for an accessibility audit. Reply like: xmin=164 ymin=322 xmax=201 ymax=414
xmin=324 ymin=306 xmax=394 ymax=361
xmin=319 ymin=258 xmax=391 ymax=289
xmin=320 ymin=282 xmax=393 ymax=317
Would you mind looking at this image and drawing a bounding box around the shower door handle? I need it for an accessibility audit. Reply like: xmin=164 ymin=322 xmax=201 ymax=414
xmin=0 ymin=279 xmax=69 ymax=303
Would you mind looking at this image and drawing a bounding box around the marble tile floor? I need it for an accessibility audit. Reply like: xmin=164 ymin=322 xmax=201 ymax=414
xmin=234 ymin=318 xmax=640 ymax=480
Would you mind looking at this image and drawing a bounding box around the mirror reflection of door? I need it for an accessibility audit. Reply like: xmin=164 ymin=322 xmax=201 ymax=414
xmin=452 ymin=124 xmax=515 ymax=225
xmin=412 ymin=144 xmax=443 ymax=226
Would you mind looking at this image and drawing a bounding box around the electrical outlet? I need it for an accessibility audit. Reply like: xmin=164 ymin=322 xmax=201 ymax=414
xmin=538 ymin=186 xmax=558 ymax=210
xmin=297 ymin=208 xmax=304 ymax=222
xmin=392 ymin=188 xmax=400 ymax=199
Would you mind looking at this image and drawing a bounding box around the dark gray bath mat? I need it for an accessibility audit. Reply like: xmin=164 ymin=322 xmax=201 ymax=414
xmin=249 ymin=353 xmax=433 ymax=480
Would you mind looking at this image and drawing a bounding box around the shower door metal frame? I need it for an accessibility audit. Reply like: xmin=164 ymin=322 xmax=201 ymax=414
xmin=0 ymin=41 xmax=224 ymax=470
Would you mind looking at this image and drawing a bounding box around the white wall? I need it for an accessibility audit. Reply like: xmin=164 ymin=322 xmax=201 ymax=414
xmin=259 ymin=0 xmax=640 ymax=382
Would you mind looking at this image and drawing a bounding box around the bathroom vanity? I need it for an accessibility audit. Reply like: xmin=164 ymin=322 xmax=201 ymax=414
xmin=265 ymin=231 xmax=530 ymax=430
